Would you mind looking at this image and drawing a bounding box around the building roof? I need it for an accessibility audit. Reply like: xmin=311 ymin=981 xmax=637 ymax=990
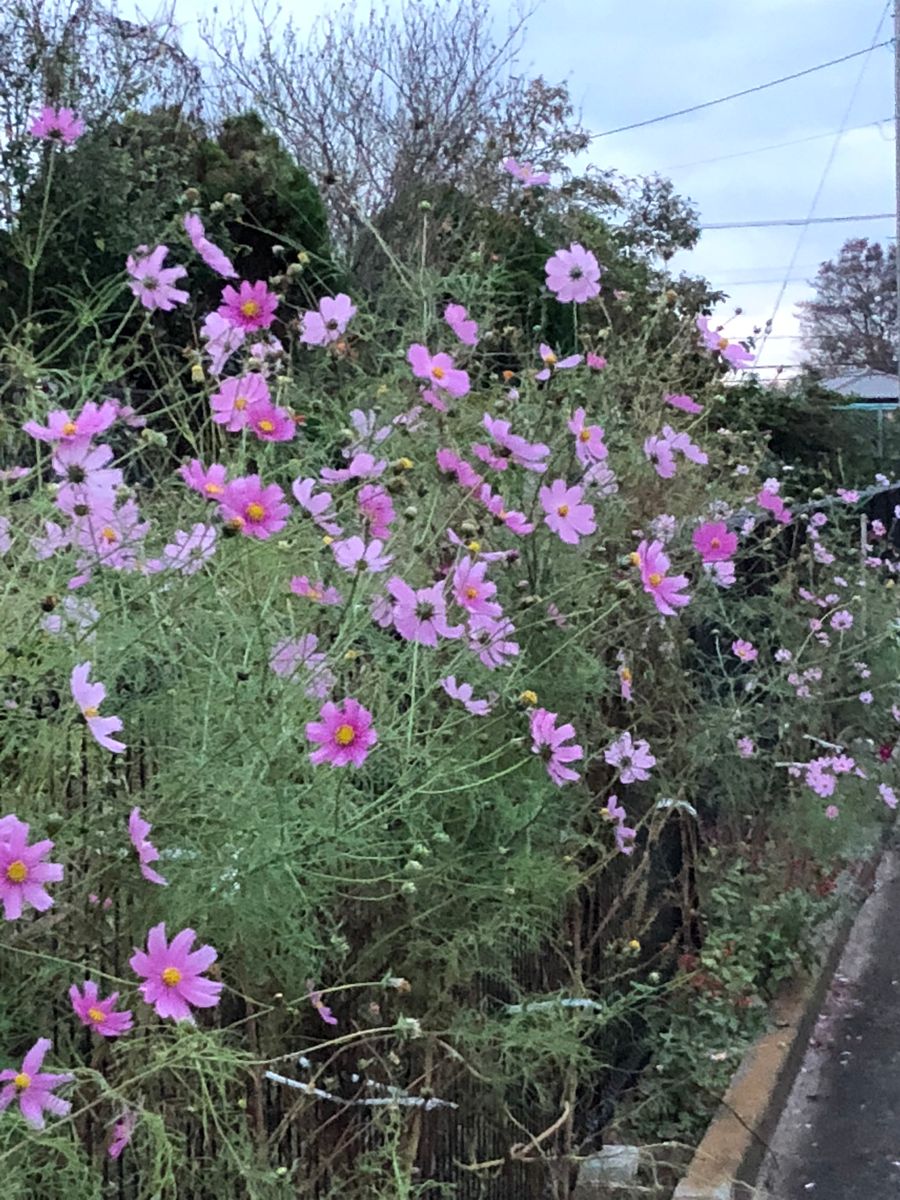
xmin=820 ymin=370 xmax=899 ymax=402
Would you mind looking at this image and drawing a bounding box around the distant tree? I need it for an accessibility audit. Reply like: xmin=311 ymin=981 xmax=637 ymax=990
xmin=798 ymin=238 xmax=897 ymax=374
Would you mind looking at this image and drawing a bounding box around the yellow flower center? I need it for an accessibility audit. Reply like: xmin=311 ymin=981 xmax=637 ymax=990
xmin=465 ymin=586 xmax=479 ymax=599
xmin=519 ymin=690 xmax=538 ymax=705
xmin=308 ymin=588 xmax=322 ymax=601
xmin=204 ymin=482 xmax=223 ymax=495
xmin=334 ymin=724 xmax=356 ymax=746
xmin=101 ymin=527 xmax=118 ymax=543
xmin=710 ymin=537 xmax=720 ymax=549
xmin=397 ymin=457 xmax=414 ymax=470
xmin=226 ymin=517 xmax=244 ymax=531
xmin=466 ymin=540 xmax=481 ymax=552
xmin=620 ymin=667 xmax=632 ymax=683
xmin=6 ymin=860 xmax=27 ymax=884
xmin=628 ymin=552 xmax=640 ymax=566
xmin=431 ymin=366 xmax=445 ymax=380
xmin=246 ymin=502 xmax=265 ymax=521
xmin=240 ymin=300 xmax=261 ymax=319
xmin=717 ymin=336 xmax=729 ymax=350
xmin=543 ymin=352 xmax=557 ymax=365
xmin=258 ymin=419 xmax=275 ymax=433
xmin=13 ymin=1073 xmax=30 ymax=1091
xmin=161 ymin=966 xmax=182 ymax=987
xmin=648 ymin=572 xmax=663 ymax=587
xmin=88 ymin=1007 xmax=107 ymax=1024
xmin=579 ymin=429 xmax=591 ymax=442
xmin=557 ymin=504 xmax=569 ymax=517
xmin=234 ymin=396 xmax=248 ymax=411
xmin=83 ymin=705 xmax=99 ymax=719
xmin=61 ymin=421 xmax=77 ymax=436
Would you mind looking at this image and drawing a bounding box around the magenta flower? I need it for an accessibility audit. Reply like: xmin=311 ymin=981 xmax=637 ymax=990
xmin=604 ymin=732 xmax=656 ymax=784
xmin=830 ymin=609 xmax=853 ymax=631
xmin=440 ymin=676 xmax=496 ymax=716
xmin=69 ymin=981 xmax=134 ymax=1038
xmin=200 ymin=311 xmax=245 ymax=374
xmin=606 ymin=795 xmax=637 ymax=855
xmin=568 ymin=408 xmax=608 ymax=465
xmin=757 ymin=488 xmax=792 ymax=525
xmin=437 ymin=447 xmax=484 ymax=490
xmin=219 ymin=475 xmax=290 ymax=540
xmin=535 ymin=343 xmax=582 ymax=381
xmin=387 ymin=577 xmax=463 ymax=646
xmin=644 ymin=434 xmax=677 ymax=478
xmin=545 ymin=243 xmax=601 ymax=303
xmin=587 ymin=352 xmax=607 ymax=370
xmin=502 ymin=157 xmax=550 ymax=187
xmin=0 ymin=816 xmax=63 ymax=921
xmin=837 ymin=488 xmax=860 ymax=503
xmin=178 ymin=459 xmax=228 ymax=500
xmin=270 ymin=635 xmax=335 ymax=699
xmin=473 ymin=414 xmax=549 ymax=473
xmin=444 ymin=303 xmax=479 ymax=346
xmin=331 ymin=536 xmax=393 ymax=574
xmin=634 ymin=539 xmax=690 ymax=617
xmin=308 ymin=982 xmax=338 ymax=1026
xmin=130 ymin=923 xmax=222 ymax=1022
xmin=183 ymin=213 xmax=237 ymax=278
xmin=467 ymin=614 xmax=520 ymax=669
xmin=879 ymin=783 xmax=898 ymax=810
xmin=452 ymin=556 xmax=502 ymax=618
xmin=247 ymin=401 xmax=296 ymax=442
xmin=0 ymin=1040 xmax=73 ymax=1128
xmin=23 ymin=400 xmax=117 ymax=444
xmin=290 ymin=576 xmax=343 ymax=606
xmin=693 ymin=522 xmax=737 ymax=563
xmin=126 ymin=245 xmax=188 ymax=312
xmin=210 ymin=373 xmax=269 ymax=432
xmin=358 ymin=484 xmax=395 ymax=539
xmin=108 ymin=1111 xmax=138 ymax=1159
xmin=300 ymin=294 xmax=357 ymax=346
xmin=218 ymin=280 xmax=278 ymax=331
xmin=732 ymin=639 xmax=757 ymax=663
xmin=407 ymin=344 xmax=470 ymax=398
xmin=539 ymin=480 xmax=596 ymax=545
xmin=695 ymin=315 xmax=753 ymax=369
xmin=736 ymin=737 xmax=756 ymax=759
xmin=825 ymin=804 xmax=840 ymax=821
xmin=29 ymin=106 xmax=83 ymax=143
xmin=71 ymin=662 xmax=126 ymax=753
xmin=530 ymin=708 xmax=583 ymax=786
xmin=665 ymin=392 xmax=703 ymax=414
xmin=306 ymin=698 xmax=378 ymax=767
xmin=52 ymin=441 xmax=123 ymax=511
xmin=128 ymin=808 xmax=168 ymax=886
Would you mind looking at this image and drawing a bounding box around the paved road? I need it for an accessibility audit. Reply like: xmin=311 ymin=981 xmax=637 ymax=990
xmin=759 ymin=847 xmax=900 ymax=1199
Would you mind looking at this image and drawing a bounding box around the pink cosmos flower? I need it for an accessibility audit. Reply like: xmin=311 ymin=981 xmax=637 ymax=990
xmin=306 ymin=698 xmax=378 ymax=767
xmin=291 ymin=478 xmax=342 ymax=535
xmin=568 ymin=408 xmax=608 ymax=466
xmin=805 ymin=758 xmax=837 ymax=798
xmin=695 ymin=315 xmax=753 ymax=369
xmin=757 ymin=488 xmax=792 ymax=525
xmin=480 ymin=486 xmax=537 ymax=535
xmin=71 ymin=662 xmax=126 ymax=753
xmin=158 ymin=524 xmax=217 ymax=575
xmin=545 ymin=243 xmax=601 ymax=303
xmin=860 ymin=691 xmax=874 ymax=705
xmin=29 ymin=106 xmax=84 ymax=144
xmin=644 ymin=433 xmax=677 ymax=478
xmin=634 ymin=539 xmax=691 ymax=617
xmin=128 ymin=807 xmax=168 ymax=886
xmin=247 ymin=401 xmax=296 ymax=442
xmin=108 ymin=1111 xmax=138 ymax=1159
xmin=467 ymin=614 xmax=520 ymax=669
xmin=0 ymin=1040 xmax=73 ymax=1128
xmin=530 ymin=708 xmax=583 ymax=786
xmin=444 ymin=303 xmax=479 ymax=346
xmin=358 ymin=484 xmax=395 ymax=539
xmin=126 ymin=245 xmax=188 ymax=312
xmin=535 ymin=343 xmax=582 ymax=381
xmin=665 ymin=393 xmax=703 ymax=414
xmin=473 ymin=413 xmax=550 ymax=473
xmin=0 ymin=816 xmax=63 ymax=920
xmin=308 ymin=982 xmax=338 ymax=1026
xmin=130 ymin=923 xmax=222 ymax=1022
xmin=830 ymin=609 xmax=853 ymax=631
xmin=23 ymin=400 xmax=117 ymax=444
xmin=604 ymin=731 xmax=656 ymax=784
xmin=871 ymin=518 xmax=887 ymax=537
xmin=705 ymin=560 xmax=736 ymax=588
xmin=737 ymin=737 xmax=756 ymax=758
xmin=68 ymin=498 xmax=150 ymax=577
xmin=502 ymin=157 xmax=551 ymax=187
xmin=219 ymin=475 xmax=290 ymax=540
xmin=200 ymin=311 xmax=245 ymax=374
xmin=387 ymin=577 xmax=463 ymax=646
xmin=825 ymin=805 xmax=840 ymax=821
xmin=270 ymin=635 xmax=335 ymax=699
xmin=452 ymin=556 xmax=502 ymax=617
xmin=618 ymin=661 xmax=633 ymax=702
xmin=437 ymin=448 xmax=484 ymax=490
xmin=52 ymin=441 xmax=122 ymax=511
xmin=290 ymin=576 xmax=343 ymax=605
xmin=606 ymin=795 xmax=637 ymax=855
xmin=837 ymin=488 xmax=860 ymax=503
xmin=332 ymin=536 xmax=393 ymax=574
xmin=440 ymin=676 xmax=496 ymax=716
xmin=407 ymin=344 xmax=470 ymax=398
xmin=320 ymin=452 xmax=387 ymax=484
xmin=218 ymin=280 xmax=278 ymax=331
xmin=879 ymin=783 xmax=898 ymax=810
xmin=693 ymin=521 xmax=737 ymax=563
xmin=732 ymin=639 xmax=757 ymax=663
xmin=183 ymin=213 xmax=237 ymax=278
xmin=299 ymin=294 xmax=357 ymax=346
xmin=178 ymin=459 xmax=228 ymax=500
xmin=210 ymin=373 xmax=270 ymax=432
xmin=69 ymin=981 xmax=134 ymax=1038
xmin=587 ymin=352 xmax=607 ymax=370
xmin=539 ymin=480 xmax=596 ymax=545
xmin=663 ymin=424 xmax=707 ymax=466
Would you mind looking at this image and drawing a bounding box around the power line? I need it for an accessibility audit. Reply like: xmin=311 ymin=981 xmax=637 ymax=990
xmin=664 ymin=116 xmax=892 ymax=171
xmin=701 ymin=212 xmax=895 ymax=230
xmin=718 ymin=276 xmax=815 ymax=286
xmin=588 ymin=41 xmax=894 ymax=139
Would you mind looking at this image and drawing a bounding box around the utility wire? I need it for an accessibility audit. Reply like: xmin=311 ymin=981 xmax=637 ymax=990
xmin=701 ymin=213 xmax=895 ymax=230
xmin=588 ymin=41 xmax=893 ymax=139
xmin=664 ymin=116 xmax=892 ymax=171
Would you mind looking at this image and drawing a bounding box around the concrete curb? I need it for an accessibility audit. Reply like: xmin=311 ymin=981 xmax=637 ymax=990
xmin=672 ymin=853 xmax=885 ymax=1200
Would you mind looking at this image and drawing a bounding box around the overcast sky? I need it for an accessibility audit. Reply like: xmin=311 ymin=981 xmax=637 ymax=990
xmin=139 ymin=0 xmax=895 ymax=375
